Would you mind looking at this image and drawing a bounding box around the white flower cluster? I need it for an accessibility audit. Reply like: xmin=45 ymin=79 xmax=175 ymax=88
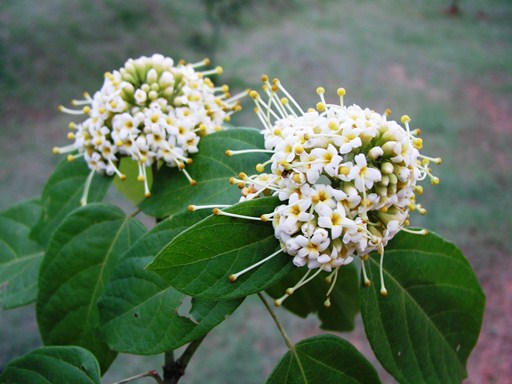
xmin=54 ymin=54 xmax=243 ymax=204
xmin=224 ymin=77 xmax=440 ymax=304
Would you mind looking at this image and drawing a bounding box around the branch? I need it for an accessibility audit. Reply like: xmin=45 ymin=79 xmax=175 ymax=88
xmin=257 ymin=292 xmax=295 ymax=350
xmin=163 ymin=336 xmax=206 ymax=383
xmin=109 ymin=370 xmax=164 ymax=384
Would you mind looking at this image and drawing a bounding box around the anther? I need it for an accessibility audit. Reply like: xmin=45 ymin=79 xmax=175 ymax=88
xmin=400 ymin=115 xmax=411 ymax=124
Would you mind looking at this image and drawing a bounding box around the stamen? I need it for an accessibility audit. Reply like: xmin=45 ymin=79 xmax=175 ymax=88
xmin=212 ymin=208 xmax=263 ymax=221
xmin=378 ymin=243 xmax=387 ymax=296
xmin=324 ymin=268 xmax=340 ymax=307
xmin=225 ymin=148 xmax=274 ymax=156
xmin=361 ymin=261 xmax=371 ymax=287
xmin=188 ymin=204 xmax=230 ymax=212
xmin=80 ymin=169 xmax=95 ymax=206
xmin=200 ymin=66 xmax=223 ymax=76
xmin=418 ymin=154 xmax=443 ymax=164
xmin=400 ymin=227 xmax=428 ymax=235
xmin=71 ymin=98 xmax=92 ymax=106
xmin=107 ymin=158 xmax=126 ymax=180
xmin=180 ymin=167 xmax=197 ymax=186
xmin=53 ymin=144 xmax=77 ymax=154
xmin=256 ymin=158 xmax=273 ymax=172
xmin=140 ymin=163 xmax=151 ymax=197
xmin=229 ymin=248 xmax=283 ymax=282
xmin=190 ymin=57 xmax=210 ymax=68
xmin=58 ymin=105 xmax=88 ymax=115
xmin=224 ymin=89 xmax=249 ymax=105
xmin=274 ymin=79 xmax=305 ymax=115
xmin=337 ymin=88 xmax=346 ymax=106
xmin=275 ymin=267 xmax=324 ymax=307
xmin=67 ymin=153 xmax=84 ymax=162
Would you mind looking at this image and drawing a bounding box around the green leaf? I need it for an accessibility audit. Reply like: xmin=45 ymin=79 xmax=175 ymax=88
xmin=113 ymin=157 xmax=153 ymax=205
xmin=139 ymin=128 xmax=270 ymax=218
xmin=266 ymin=334 xmax=381 ymax=384
xmin=148 ymin=196 xmax=294 ymax=300
xmin=31 ymin=158 xmax=112 ymax=249
xmin=360 ymin=231 xmax=485 ymax=384
xmin=0 ymin=346 xmax=100 ymax=384
xmin=36 ymin=203 xmax=146 ymax=373
xmin=99 ymin=210 xmax=242 ymax=355
xmin=0 ymin=199 xmax=44 ymax=309
xmin=266 ymin=263 xmax=359 ymax=332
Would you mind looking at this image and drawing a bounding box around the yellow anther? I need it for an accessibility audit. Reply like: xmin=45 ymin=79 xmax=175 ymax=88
xmin=292 ymin=173 xmax=302 ymax=183
xmin=82 ymin=106 xmax=91 ymax=114
xmin=203 ymin=57 xmax=211 ymax=66
xmin=385 ymin=108 xmax=392 ymax=116
xmin=137 ymin=175 xmax=145 ymax=182
xmin=215 ymin=66 xmax=223 ymax=74
xmin=261 ymin=74 xmax=269 ymax=82
xmin=401 ymin=115 xmax=411 ymax=123
xmin=316 ymin=86 xmax=325 ymax=95
xmin=316 ymin=102 xmax=325 ymax=112
xmin=256 ymin=163 xmax=265 ymax=172
xmin=249 ymin=90 xmax=259 ymax=99
xmin=67 ymin=154 xmax=74 ymax=162
xmin=67 ymin=132 xmax=75 ymax=140
xmin=339 ymin=166 xmax=350 ymax=175
xmin=413 ymin=138 xmax=423 ymax=149
xmin=337 ymin=87 xmax=346 ymax=96
xmin=431 ymin=176 xmax=440 ymax=185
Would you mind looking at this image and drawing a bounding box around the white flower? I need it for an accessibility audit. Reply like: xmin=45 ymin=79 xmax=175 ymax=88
xmin=219 ymin=80 xmax=440 ymax=306
xmin=55 ymin=54 xmax=244 ymax=204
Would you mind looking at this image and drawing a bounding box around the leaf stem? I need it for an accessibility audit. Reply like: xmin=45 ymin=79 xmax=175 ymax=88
xmin=163 ymin=336 xmax=206 ymax=383
xmin=129 ymin=208 xmax=142 ymax=218
xmin=109 ymin=370 xmax=164 ymax=384
xmin=257 ymin=292 xmax=295 ymax=350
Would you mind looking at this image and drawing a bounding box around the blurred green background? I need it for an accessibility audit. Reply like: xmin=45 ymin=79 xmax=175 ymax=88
xmin=1 ymin=0 xmax=511 ymax=382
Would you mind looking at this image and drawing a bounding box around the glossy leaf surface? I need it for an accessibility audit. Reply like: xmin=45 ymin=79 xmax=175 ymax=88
xmin=37 ymin=203 xmax=146 ymax=372
xmin=266 ymin=335 xmax=381 ymax=384
xmin=0 ymin=199 xmax=43 ymax=309
xmin=360 ymin=231 xmax=485 ymax=384
xmin=0 ymin=346 xmax=100 ymax=384
xmin=99 ymin=210 xmax=242 ymax=355
xmin=148 ymin=196 xmax=294 ymax=300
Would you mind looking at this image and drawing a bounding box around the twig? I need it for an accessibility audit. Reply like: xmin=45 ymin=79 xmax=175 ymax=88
xmin=109 ymin=370 xmax=164 ymax=384
xmin=257 ymin=292 xmax=295 ymax=350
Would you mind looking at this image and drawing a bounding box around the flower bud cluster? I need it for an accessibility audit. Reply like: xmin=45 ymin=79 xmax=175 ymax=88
xmin=54 ymin=54 xmax=243 ymax=202
xmin=230 ymin=79 xmax=440 ymax=296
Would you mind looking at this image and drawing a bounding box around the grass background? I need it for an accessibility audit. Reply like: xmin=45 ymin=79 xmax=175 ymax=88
xmin=1 ymin=0 xmax=511 ymax=382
